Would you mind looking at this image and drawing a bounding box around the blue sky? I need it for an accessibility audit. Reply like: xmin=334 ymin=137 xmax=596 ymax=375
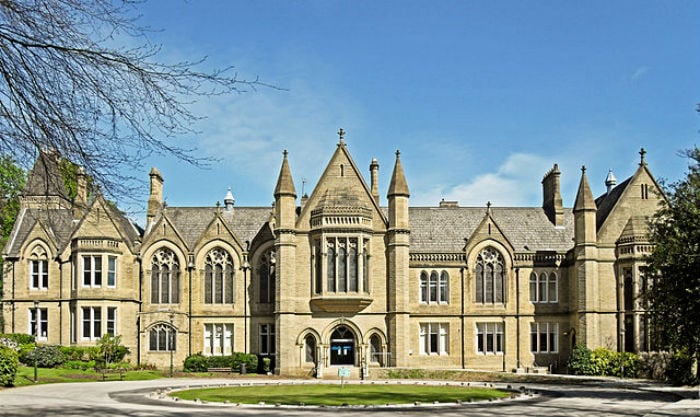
xmin=126 ymin=0 xmax=700 ymax=219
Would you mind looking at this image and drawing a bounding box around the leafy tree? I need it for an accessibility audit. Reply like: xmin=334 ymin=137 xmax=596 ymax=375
xmin=0 ymin=0 xmax=267 ymax=199
xmin=644 ymin=147 xmax=700 ymax=383
xmin=96 ymin=334 xmax=129 ymax=367
xmin=0 ymin=156 xmax=25 ymax=306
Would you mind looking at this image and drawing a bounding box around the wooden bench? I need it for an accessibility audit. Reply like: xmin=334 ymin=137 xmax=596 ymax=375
xmin=100 ymin=368 xmax=127 ymax=381
xmin=207 ymin=367 xmax=233 ymax=374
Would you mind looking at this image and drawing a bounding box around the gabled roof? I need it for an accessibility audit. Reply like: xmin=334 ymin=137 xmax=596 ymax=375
xmin=23 ymin=149 xmax=69 ymax=200
xmin=595 ymin=176 xmax=632 ymax=230
xmin=3 ymin=208 xmax=75 ymax=258
xmin=154 ymin=207 xmax=271 ymax=250
xmin=409 ymin=207 xmax=574 ymax=253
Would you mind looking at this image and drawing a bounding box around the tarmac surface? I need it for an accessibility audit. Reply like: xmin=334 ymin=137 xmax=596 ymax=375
xmin=0 ymin=377 xmax=697 ymax=417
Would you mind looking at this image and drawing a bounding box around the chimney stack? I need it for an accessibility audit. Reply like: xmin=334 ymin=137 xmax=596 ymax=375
xmin=542 ymin=163 xmax=564 ymax=226
xmin=369 ymin=158 xmax=379 ymax=205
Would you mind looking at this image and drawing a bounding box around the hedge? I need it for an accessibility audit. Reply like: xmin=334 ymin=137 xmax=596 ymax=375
xmin=0 ymin=345 xmax=19 ymax=387
xmin=183 ymin=353 xmax=258 ymax=372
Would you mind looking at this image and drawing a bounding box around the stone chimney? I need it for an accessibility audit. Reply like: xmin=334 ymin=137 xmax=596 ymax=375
xmin=73 ymin=166 xmax=88 ymax=218
xmin=542 ymin=163 xmax=564 ymax=226
xmin=369 ymin=158 xmax=379 ymax=205
xmin=224 ymin=187 xmax=235 ymax=211
xmin=146 ymin=167 xmax=163 ymax=230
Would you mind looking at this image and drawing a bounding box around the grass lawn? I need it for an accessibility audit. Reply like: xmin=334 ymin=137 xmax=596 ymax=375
xmin=12 ymin=366 xmax=163 ymax=386
xmin=171 ymin=384 xmax=510 ymax=406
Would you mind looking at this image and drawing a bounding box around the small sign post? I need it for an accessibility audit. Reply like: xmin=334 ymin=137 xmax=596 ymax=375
xmin=338 ymin=367 xmax=351 ymax=387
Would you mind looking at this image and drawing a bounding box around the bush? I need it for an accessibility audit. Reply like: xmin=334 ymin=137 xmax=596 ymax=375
xmin=0 ymin=345 xmax=19 ymax=386
xmin=665 ymin=349 xmax=698 ymax=386
xmin=568 ymin=344 xmax=596 ymax=375
xmin=568 ymin=344 xmax=640 ymax=377
xmin=0 ymin=333 xmax=35 ymax=346
xmin=183 ymin=353 xmax=259 ymax=373
xmin=23 ymin=345 xmax=66 ymax=368
xmin=62 ymin=360 xmax=96 ymax=370
xmin=183 ymin=353 xmax=209 ymax=372
xmin=59 ymin=346 xmax=92 ymax=361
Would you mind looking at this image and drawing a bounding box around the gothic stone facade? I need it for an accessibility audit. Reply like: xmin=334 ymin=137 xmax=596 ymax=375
xmin=1 ymin=141 xmax=663 ymax=376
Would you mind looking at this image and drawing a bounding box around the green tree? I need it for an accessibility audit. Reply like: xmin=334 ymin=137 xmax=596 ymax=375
xmin=0 ymin=0 xmax=268 ymax=199
xmin=0 ymin=156 xmax=26 ymax=309
xmin=644 ymin=147 xmax=700 ymax=383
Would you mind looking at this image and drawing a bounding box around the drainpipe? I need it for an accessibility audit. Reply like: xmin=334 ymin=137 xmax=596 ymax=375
xmin=515 ymin=267 xmax=521 ymax=369
xmin=460 ymin=267 xmax=465 ymax=369
xmin=136 ymin=253 xmax=142 ymax=366
xmin=11 ymin=260 xmax=16 ymax=333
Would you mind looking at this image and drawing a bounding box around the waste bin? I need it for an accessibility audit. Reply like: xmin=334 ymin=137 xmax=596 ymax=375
xmin=240 ymin=363 xmax=247 ymax=375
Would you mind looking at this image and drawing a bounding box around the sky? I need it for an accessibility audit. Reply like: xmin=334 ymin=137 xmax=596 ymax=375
xmin=124 ymin=0 xmax=700 ymax=220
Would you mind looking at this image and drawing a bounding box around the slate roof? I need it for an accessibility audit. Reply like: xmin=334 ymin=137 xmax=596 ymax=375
xmin=23 ymin=150 xmax=70 ymax=200
xmin=409 ymin=206 xmax=574 ymax=254
xmin=160 ymin=207 xmax=272 ymax=249
xmin=595 ymin=176 xmax=632 ymax=230
xmin=4 ymin=208 xmax=76 ymax=257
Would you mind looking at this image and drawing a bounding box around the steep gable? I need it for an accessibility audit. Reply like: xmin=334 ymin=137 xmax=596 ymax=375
xmin=296 ymin=140 xmax=388 ymax=230
xmin=66 ymin=195 xmax=140 ymax=256
xmin=464 ymin=206 xmax=515 ymax=257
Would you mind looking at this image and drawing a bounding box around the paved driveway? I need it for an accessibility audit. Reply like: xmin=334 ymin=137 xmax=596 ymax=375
xmin=0 ymin=378 xmax=696 ymax=417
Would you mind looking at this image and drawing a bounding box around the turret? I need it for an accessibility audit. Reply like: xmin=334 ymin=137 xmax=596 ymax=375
xmin=146 ymin=167 xmax=163 ymax=230
xmin=573 ymin=165 xmax=597 ymax=245
xmin=605 ymin=169 xmax=617 ymax=194
xmin=273 ymin=150 xmax=297 ymax=229
xmin=387 ymin=150 xmax=410 ymax=229
xmin=541 ymin=163 xmax=564 ymax=226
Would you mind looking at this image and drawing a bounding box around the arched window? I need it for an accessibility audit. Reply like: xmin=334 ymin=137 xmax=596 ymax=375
xmin=529 ymin=272 xmax=537 ymax=302
xmin=529 ymin=271 xmax=559 ymax=303
xmin=440 ymin=271 xmax=449 ymax=302
xmin=258 ymin=250 xmax=276 ymax=304
xmin=150 ymin=248 xmax=180 ymax=304
xmin=475 ymin=247 xmax=505 ymax=303
xmin=370 ymin=334 xmax=384 ymax=366
xmin=149 ymin=323 xmax=176 ymax=351
xmin=419 ymin=272 xmax=428 ymax=302
xmin=204 ymin=248 xmax=234 ymax=304
xmin=548 ymin=272 xmax=558 ymax=303
xmin=29 ymin=245 xmax=49 ymax=290
xmin=304 ymin=334 xmax=316 ymax=363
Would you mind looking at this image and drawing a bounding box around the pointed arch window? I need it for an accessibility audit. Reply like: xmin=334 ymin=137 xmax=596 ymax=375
xmin=149 ymin=323 xmax=176 ymax=351
xmin=258 ymin=250 xmax=276 ymax=304
xmin=29 ymin=245 xmax=49 ymax=290
xmin=150 ymin=248 xmax=180 ymax=304
xmin=475 ymin=247 xmax=505 ymax=304
xmin=419 ymin=270 xmax=449 ymax=304
xmin=204 ymin=248 xmax=234 ymax=304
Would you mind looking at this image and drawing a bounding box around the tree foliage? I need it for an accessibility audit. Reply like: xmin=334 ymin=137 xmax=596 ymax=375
xmin=644 ymin=147 xmax=700 ymax=382
xmin=0 ymin=0 xmax=264 ymax=199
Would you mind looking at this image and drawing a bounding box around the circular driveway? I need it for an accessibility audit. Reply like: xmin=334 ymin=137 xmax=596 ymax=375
xmin=0 ymin=378 xmax=695 ymax=417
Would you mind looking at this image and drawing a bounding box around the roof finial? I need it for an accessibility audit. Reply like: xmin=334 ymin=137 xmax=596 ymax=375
xmin=581 ymin=165 xmax=586 ymax=174
xmin=337 ymin=128 xmax=345 ymax=145
xmin=395 ymin=149 xmax=401 ymax=158
xmin=283 ymin=149 xmax=288 ymax=158
xmin=639 ymin=147 xmax=647 ymax=166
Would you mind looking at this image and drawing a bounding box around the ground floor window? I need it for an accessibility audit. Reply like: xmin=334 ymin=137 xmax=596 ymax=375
xmin=149 ymin=323 xmax=176 ymax=351
xmin=260 ymin=324 xmax=275 ymax=356
xmin=29 ymin=307 xmax=48 ymax=340
xmin=203 ymin=323 xmax=233 ymax=356
xmin=476 ymin=322 xmax=503 ymax=354
xmin=419 ymin=323 xmax=448 ymax=355
xmin=81 ymin=306 xmax=102 ymax=340
xmin=530 ymin=322 xmax=558 ymax=353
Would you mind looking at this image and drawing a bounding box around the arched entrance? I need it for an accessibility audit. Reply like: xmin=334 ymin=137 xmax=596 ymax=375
xmin=330 ymin=326 xmax=355 ymax=366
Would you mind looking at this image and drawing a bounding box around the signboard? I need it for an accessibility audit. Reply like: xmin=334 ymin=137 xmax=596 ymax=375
xmin=338 ymin=367 xmax=351 ymax=378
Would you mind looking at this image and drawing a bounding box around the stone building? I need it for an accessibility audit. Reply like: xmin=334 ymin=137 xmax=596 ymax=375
xmin=1 ymin=135 xmax=664 ymax=376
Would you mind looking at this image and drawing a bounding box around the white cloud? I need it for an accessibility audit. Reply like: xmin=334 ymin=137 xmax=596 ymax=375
xmin=412 ymin=153 xmax=552 ymax=207
xmin=629 ymin=66 xmax=649 ymax=82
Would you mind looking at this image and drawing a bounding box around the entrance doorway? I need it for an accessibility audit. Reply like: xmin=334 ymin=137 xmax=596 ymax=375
xmin=330 ymin=326 xmax=355 ymax=366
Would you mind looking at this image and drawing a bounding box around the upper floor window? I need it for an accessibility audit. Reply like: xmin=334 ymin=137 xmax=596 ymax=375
xmin=29 ymin=307 xmax=48 ymax=340
xmin=149 ymin=323 xmax=176 ymax=351
xmin=419 ymin=270 xmax=449 ymax=304
xmin=316 ymin=236 xmax=369 ymax=294
xmin=475 ymin=247 xmax=505 ymax=303
xmin=29 ymin=245 xmax=49 ymax=290
xmin=258 ymin=250 xmax=276 ymax=304
xmin=204 ymin=248 xmax=234 ymax=304
xmin=151 ymin=248 xmax=180 ymax=304
xmin=529 ymin=271 xmax=558 ymax=303
xmin=81 ymin=255 xmax=118 ymax=288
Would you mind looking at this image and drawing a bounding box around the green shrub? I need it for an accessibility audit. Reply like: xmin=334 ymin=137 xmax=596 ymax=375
xmin=183 ymin=353 xmax=209 ymax=372
xmin=0 ymin=333 xmax=35 ymax=346
xmin=262 ymin=357 xmax=271 ymax=373
xmin=96 ymin=334 xmax=130 ymax=365
xmin=568 ymin=344 xmax=595 ymax=375
xmin=0 ymin=345 xmax=19 ymax=386
xmin=568 ymin=344 xmax=640 ymax=377
xmin=23 ymin=345 xmax=66 ymax=368
xmin=62 ymin=360 xmax=96 ymax=370
xmin=665 ymin=349 xmax=698 ymax=386
xmin=59 ymin=346 xmax=92 ymax=361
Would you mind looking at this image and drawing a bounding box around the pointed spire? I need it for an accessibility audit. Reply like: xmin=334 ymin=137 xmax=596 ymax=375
xmin=387 ymin=150 xmax=410 ymax=198
xmin=574 ymin=165 xmax=596 ymax=212
xmin=605 ymin=169 xmax=617 ymax=194
xmin=224 ymin=187 xmax=235 ymax=211
xmin=274 ymin=150 xmax=297 ymax=198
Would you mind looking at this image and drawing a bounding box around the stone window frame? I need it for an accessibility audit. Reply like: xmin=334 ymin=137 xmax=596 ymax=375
xmin=529 ymin=271 xmax=558 ymax=303
xmin=203 ymin=248 xmax=235 ymax=304
xmin=28 ymin=244 xmax=49 ymax=290
xmin=530 ymin=322 xmax=559 ymax=353
xmin=418 ymin=322 xmax=448 ymax=355
xmin=419 ymin=270 xmax=449 ymax=304
xmin=203 ymin=323 xmax=234 ymax=356
xmin=476 ymin=322 xmax=504 ymax=354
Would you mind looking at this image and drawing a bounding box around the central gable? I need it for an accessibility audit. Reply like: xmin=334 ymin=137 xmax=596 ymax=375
xmin=296 ymin=141 xmax=387 ymax=231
